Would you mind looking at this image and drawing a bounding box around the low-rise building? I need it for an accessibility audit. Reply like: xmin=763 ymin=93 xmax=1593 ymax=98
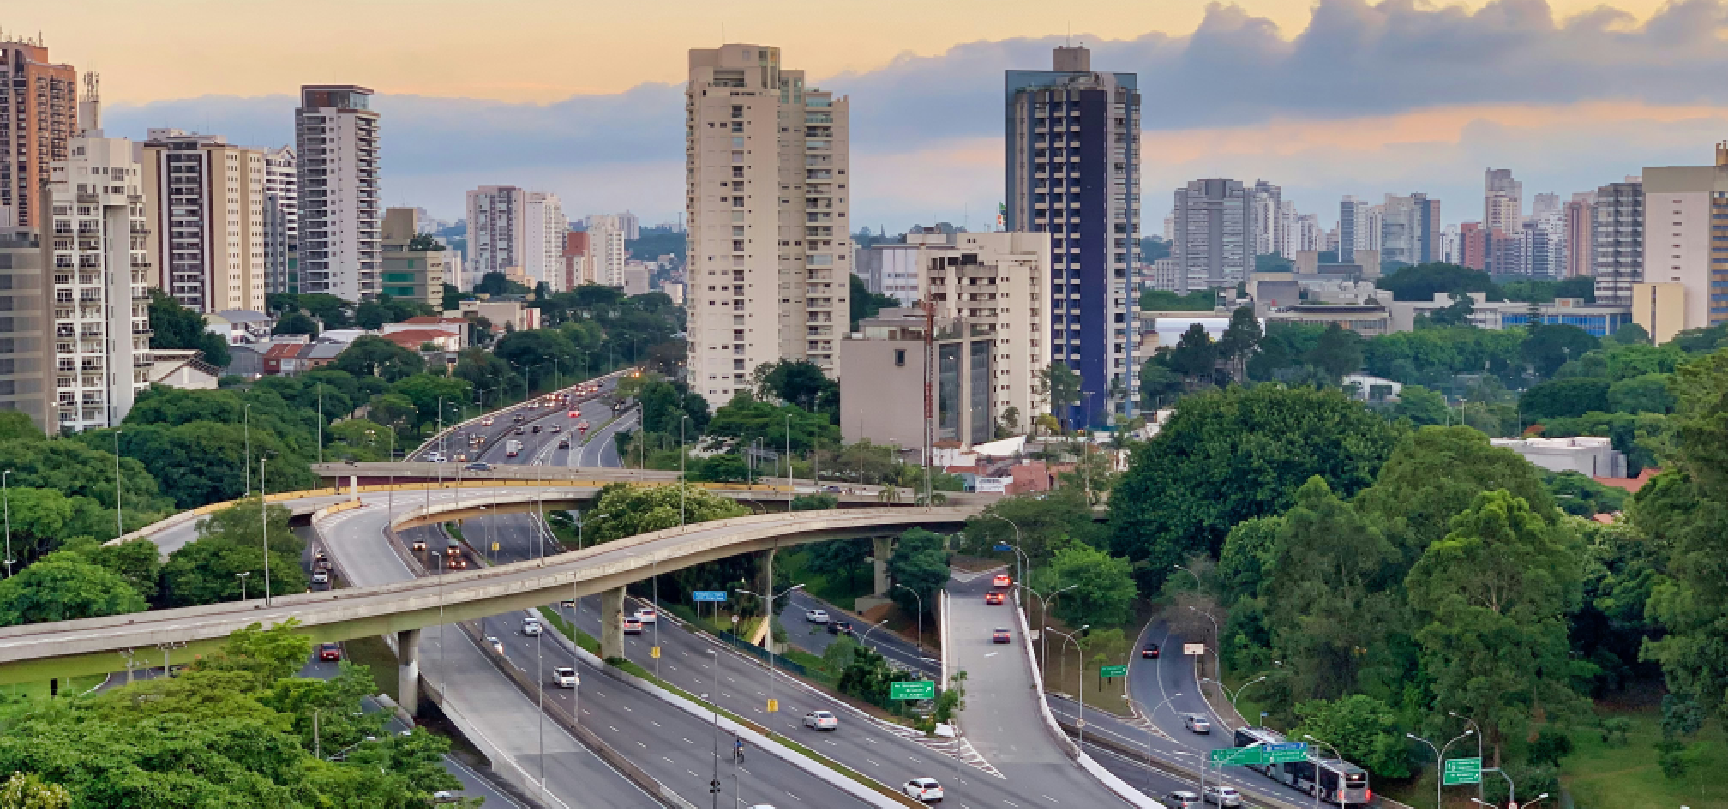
xmin=1385 ymin=293 xmax=1632 ymax=336
xmin=1491 ymin=436 xmax=1626 ymax=478
xmin=452 ymin=298 xmax=539 ymax=333
xmin=380 ymin=208 xmax=448 ymax=309
xmin=205 ymin=309 xmax=274 ymax=345
xmin=839 ymin=309 xmax=996 ymax=452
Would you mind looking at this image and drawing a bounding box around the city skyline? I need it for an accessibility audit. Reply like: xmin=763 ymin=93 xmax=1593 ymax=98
xmin=34 ymin=0 xmax=1728 ymax=231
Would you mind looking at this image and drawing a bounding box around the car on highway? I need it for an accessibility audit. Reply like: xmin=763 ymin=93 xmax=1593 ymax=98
xmin=455 ymin=453 xmax=468 ymax=462
xmin=311 ymin=570 xmax=329 ymax=586
xmin=804 ymin=609 xmax=830 ymax=624
xmin=521 ymin=617 xmax=543 ymax=636
xmin=481 ymin=417 xmax=494 ymax=426
xmin=485 ymin=636 xmax=504 ymax=655
xmin=465 ymin=462 xmax=492 ymax=472
xmin=1203 ymin=785 xmax=1242 ymax=807
xmin=446 ymin=553 xmax=468 ymax=569
xmin=1184 ymin=714 xmax=1211 ymax=734
xmin=550 ymin=425 xmax=562 ymax=433
xmin=318 ymin=642 xmax=341 ymax=661
xmin=1162 ymin=791 xmax=1202 ymax=809
xmin=902 ymin=778 xmax=943 ymax=803
xmin=512 ymin=414 xmax=524 ymax=423
xmin=532 ymin=425 xmax=542 ymax=434
xmin=427 ymin=451 xmax=446 ymax=463
xmin=634 ymin=608 xmax=658 ymax=625
xmin=560 ymin=598 xmax=577 ymax=608
xmin=553 ymin=666 xmax=578 ymax=688
xmin=412 ymin=536 xmax=427 ymax=551
xmin=568 ymin=410 xmax=580 ymax=418
xmin=558 ymin=439 xmax=570 ymax=449
xmin=514 ymin=426 xmax=526 ymax=435
xmin=1142 ymin=643 xmax=1161 ymax=659
xmin=622 ymin=617 xmax=643 ymax=635
xmin=827 ymin=620 xmax=853 ymax=636
xmin=802 ymin=710 xmax=838 ymax=730
xmin=992 ymin=627 xmax=1011 ymax=644
xmin=984 ymin=591 xmax=1004 ymax=605
xmin=992 ymin=574 xmax=1011 ymax=588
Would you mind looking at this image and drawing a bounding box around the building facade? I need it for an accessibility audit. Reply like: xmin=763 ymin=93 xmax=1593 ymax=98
xmin=917 ymin=231 xmax=1051 ymax=430
xmin=1339 ymin=195 xmax=1367 ymax=263
xmin=1563 ymin=192 xmax=1594 ymax=278
xmin=262 ymin=145 xmax=298 ymax=294
xmin=466 ymin=185 xmax=525 ymax=280
xmin=1485 ymin=167 xmax=1522 ymax=238
xmin=1638 ymin=148 xmax=1728 ymax=329
xmin=138 ymin=130 xmax=268 ymax=313
xmin=295 ymin=85 xmax=380 ymax=302
xmin=1380 ymin=193 xmax=1440 ymax=268
xmin=685 ymin=44 xmax=852 ymax=408
xmin=562 ymin=230 xmax=589 ymax=288
xmin=1252 ymin=180 xmax=1282 ymax=258
xmin=586 ymin=215 xmax=627 ymax=288
xmin=0 ymin=36 xmax=77 ymax=230
xmin=380 ymin=208 xmax=446 ymax=308
xmin=524 ymin=192 xmax=566 ymax=291
xmin=0 ymin=228 xmax=48 ymax=429
xmin=854 ymin=238 xmax=925 ymax=306
xmin=1593 ymin=178 xmax=1644 ymax=306
xmin=1173 ymin=179 xmax=1250 ymax=292
xmin=839 ymin=309 xmax=996 ymax=450
xmin=1005 ymin=45 xmax=1140 ymax=425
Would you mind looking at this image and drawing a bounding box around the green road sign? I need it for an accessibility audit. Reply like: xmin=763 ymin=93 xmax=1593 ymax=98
xmin=1209 ymin=747 xmax=1266 ymax=766
xmin=1100 ymin=665 xmax=1128 ymax=678
xmin=1268 ymin=748 xmax=1308 ymax=764
xmin=1442 ymin=757 xmax=1482 ymax=786
xmin=889 ymin=680 xmax=935 ymax=701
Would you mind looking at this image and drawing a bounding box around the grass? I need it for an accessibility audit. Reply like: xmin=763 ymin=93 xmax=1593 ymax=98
xmin=776 ymin=549 xmax=873 ymax=612
xmin=1 ymin=674 xmax=107 ymax=699
xmin=1036 ymin=622 xmax=1136 ymax=718
xmin=443 ymin=521 xmax=465 ymax=542
xmin=343 ymin=635 xmax=401 ymax=703
xmin=1561 ymin=707 xmax=1728 ymax=809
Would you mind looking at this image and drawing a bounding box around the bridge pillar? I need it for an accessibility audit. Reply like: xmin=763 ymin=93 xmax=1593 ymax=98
xmin=872 ymin=535 xmax=893 ymax=596
xmin=396 ymin=628 xmax=421 ymax=716
xmin=349 ymin=475 xmax=360 ymax=502
xmin=601 ymin=586 xmax=626 ymax=660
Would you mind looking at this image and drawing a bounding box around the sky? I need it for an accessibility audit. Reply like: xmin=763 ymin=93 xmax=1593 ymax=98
xmin=24 ymin=0 xmax=1728 ymax=232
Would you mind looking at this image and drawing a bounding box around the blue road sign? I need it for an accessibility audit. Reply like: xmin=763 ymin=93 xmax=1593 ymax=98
xmin=1267 ymin=742 xmax=1307 ymax=753
xmin=993 ymin=544 xmax=1013 ymax=552
xmin=692 ymin=591 xmax=728 ymax=602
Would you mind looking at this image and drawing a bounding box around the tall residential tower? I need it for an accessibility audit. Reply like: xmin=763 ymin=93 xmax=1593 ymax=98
xmin=685 ymin=44 xmax=851 ymax=409
xmin=1005 ymin=45 xmax=1140 ymax=425
xmin=0 ymin=35 xmax=77 ymax=229
xmin=138 ymin=130 xmax=268 ymax=313
xmin=295 ymin=85 xmax=380 ymax=302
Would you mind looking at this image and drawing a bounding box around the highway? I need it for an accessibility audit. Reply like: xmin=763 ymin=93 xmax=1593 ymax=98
xmin=775 ymin=589 xmax=938 ymax=677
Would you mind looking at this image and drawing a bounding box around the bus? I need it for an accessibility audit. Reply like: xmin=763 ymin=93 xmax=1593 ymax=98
xmin=506 ymin=439 xmax=523 ymax=457
xmin=1231 ymin=727 xmax=1372 ymax=807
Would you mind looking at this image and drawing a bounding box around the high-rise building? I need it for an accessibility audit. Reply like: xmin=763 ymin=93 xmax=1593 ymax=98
xmin=466 ymin=185 xmax=525 ymax=280
xmin=1520 ymin=217 xmax=1563 ymax=278
xmin=1532 ymin=192 xmax=1561 ymax=220
xmin=138 ymin=130 xmax=268 ymax=313
xmin=1639 ymin=148 xmax=1728 ymax=329
xmin=921 ymin=231 xmax=1052 ymax=431
xmin=524 ymin=192 xmax=566 ymax=291
xmin=380 ymin=207 xmax=447 ymax=309
xmin=0 ymin=35 xmax=77 ymax=230
xmin=1485 ymin=167 xmax=1522 ymax=238
xmin=1295 ymin=213 xmax=1323 ymax=253
xmin=1339 ymin=196 xmax=1368 ymax=262
xmin=1005 ymin=45 xmax=1140 ymax=425
xmin=854 ymin=239 xmax=924 ymax=307
xmin=685 ymin=44 xmax=851 ymax=408
xmin=295 ymin=85 xmax=380 ymax=302
xmin=42 ymin=76 xmax=151 ymax=431
xmin=562 ymin=231 xmax=590 ymax=289
xmin=1173 ymin=179 xmax=1250 ymax=292
xmin=262 ymin=145 xmax=298 ymax=294
xmin=1460 ymin=222 xmax=1488 ymax=271
xmin=1380 ymin=193 xmax=1442 ymax=268
xmin=585 ymin=212 xmax=639 ymax=241
xmin=1562 ymin=192 xmax=1595 ymax=278
xmin=1251 ymin=180 xmax=1282 ymax=258
xmin=0 ymin=228 xmax=48 ymax=430
xmin=586 ymin=215 xmax=627 ymax=288
xmin=1592 ymin=178 xmax=1644 ymax=305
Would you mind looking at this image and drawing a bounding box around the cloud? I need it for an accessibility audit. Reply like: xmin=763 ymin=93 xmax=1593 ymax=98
xmin=95 ymin=0 xmax=1728 ymax=228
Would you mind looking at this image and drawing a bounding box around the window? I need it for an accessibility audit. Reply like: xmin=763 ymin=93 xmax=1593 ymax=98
xmin=894 ymin=349 xmax=906 ymax=367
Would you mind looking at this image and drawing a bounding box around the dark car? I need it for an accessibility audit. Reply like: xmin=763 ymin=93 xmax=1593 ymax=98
xmin=532 ymin=425 xmax=542 ymax=434
xmin=1142 ymin=644 xmax=1161 ymax=659
xmin=985 ymin=591 xmax=1005 ymax=605
xmin=828 ymin=620 xmax=854 ymax=636
xmin=992 ymin=627 xmax=1012 ymax=644
xmin=465 ymin=462 xmax=492 ymax=472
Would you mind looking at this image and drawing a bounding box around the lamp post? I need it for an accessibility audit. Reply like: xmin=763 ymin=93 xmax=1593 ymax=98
xmin=991 ymin=515 xmax=1027 ymax=605
xmin=785 ymin=413 xmax=793 ymax=509
xmin=1304 ymin=734 xmax=1344 ymax=809
xmin=113 ymin=429 xmax=123 ymax=538
xmin=1408 ymin=728 xmax=1475 ymax=809
xmin=1188 ymin=604 xmax=1221 ymax=683
xmin=243 ymin=403 xmax=251 ymax=497
xmin=736 ymin=583 xmax=806 ymax=723
xmin=1200 ymin=670 xmax=1274 ymax=728
xmin=316 ymin=383 xmax=324 ymax=464
xmin=679 ymin=415 xmax=691 ymax=527
xmin=1025 ymin=584 xmax=1077 ymax=666
xmin=1452 ymin=710 xmax=1484 ymax=807
xmin=857 ymin=618 xmax=890 ymax=648
xmin=1472 ymin=770 xmax=1544 ymax=809
xmin=894 ymin=583 xmax=925 ymax=652
xmin=1045 ymin=625 xmax=1089 ymax=748
xmin=431 ymin=550 xmax=447 ymax=691
xmin=705 ymin=648 xmax=721 ymax=809
xmin=260 ymin=456 xmax=272 ymax=605
xmin=236 ymin=571 xmax=251 ymax=601
xmin=1124 ymin=693 xmax=1185 ymax=791
xmin=2 ymin=469 xmax=11 ymax=578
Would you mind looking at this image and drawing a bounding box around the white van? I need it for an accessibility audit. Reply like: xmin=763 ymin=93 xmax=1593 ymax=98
xmin=522 ymin=616 xmax=543 ymax=636
xmin=427 ymin=451 xmax=446 ymax=463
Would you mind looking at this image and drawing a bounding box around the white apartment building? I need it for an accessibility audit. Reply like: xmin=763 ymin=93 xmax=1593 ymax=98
xmin=1640 ymin=147 xmax=1728 ymax=330
xmin=919 ymin=230 xmax=1052 ymax=426
xmin=295 ymin=85 xmax=380 ymax=302
xmin=138 ymin=129 xmax=267 ymax=313
xmin=262 ymin=145 xmax=298 ymax=294
xmin=685 ymin=44 xmax=850 ymax=408
xmin=585 ymin=212 xmax=639 ymax=240
xmin=45 ymin=80 xmax=150 ymax=431
xmin=466 ymin=185 xmax=524 ymax=280
xmin=524 ymin=191 xmax=567 ymax=291
xmin=587 ymin=215 xmax=627 ymax=287
xmin=1252 ymin=181 xmax=1282 ymax=258
xmin=855 ymin=239 xmax=926 ymax=306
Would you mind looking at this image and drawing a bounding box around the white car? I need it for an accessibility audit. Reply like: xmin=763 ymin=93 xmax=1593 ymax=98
xmin=553 ymin=666 xmax=578 ymax=688
xmin=484 ymin=636 xmax=504 ymax=655
xmin=1203 ymin=785 xmax=1242 ymax=807
xmin=903 ymin=778 xmax=943 ymax=803
xmin=311 ymin=570 xmax=329 ymax=585
xmin=804 ymin=609 xmax=830 ymax=624
xmin=802 ymin=710 xmax=838 ymax=730
xmin=522 ymin=618 xmax=543 ymax=636
xmin=427 ymin=452 xmax=446 ymax=463
xmin=634 ymin=608 xmax=658 ymax=625
xmin=1163 ymin=792 xmax=1202 ymax=809
xmin=1184 ymin=714 xmax=1211 ymax=734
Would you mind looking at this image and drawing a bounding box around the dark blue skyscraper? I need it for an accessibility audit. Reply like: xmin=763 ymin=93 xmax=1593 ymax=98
xmin=1005 ymin=46 xmax=1140 ymax=427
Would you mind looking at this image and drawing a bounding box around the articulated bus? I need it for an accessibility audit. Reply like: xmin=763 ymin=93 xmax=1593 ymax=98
xmin=1232 ymin=727 xmax=1372 ymax=807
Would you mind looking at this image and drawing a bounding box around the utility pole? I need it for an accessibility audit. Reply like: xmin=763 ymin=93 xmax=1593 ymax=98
xmin=922 ymin=299 xmax=934 ymax=509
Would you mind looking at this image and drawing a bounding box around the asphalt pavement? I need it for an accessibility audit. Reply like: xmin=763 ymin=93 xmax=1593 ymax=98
xmin=776 ymin=589 xmax=938 ymax=676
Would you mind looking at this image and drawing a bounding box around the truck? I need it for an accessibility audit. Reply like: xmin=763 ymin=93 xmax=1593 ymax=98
xmin=505 ymin=439 xmax=523 ymax=457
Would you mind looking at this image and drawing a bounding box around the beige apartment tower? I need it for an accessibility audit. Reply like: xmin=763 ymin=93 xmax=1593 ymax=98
xmin=139 ymin=130 xmax=268 ymax=313
xmin=0 ymin=35 xmax=77 ymax=230
xmin=685 ymin=44 xmax=850 ymax=408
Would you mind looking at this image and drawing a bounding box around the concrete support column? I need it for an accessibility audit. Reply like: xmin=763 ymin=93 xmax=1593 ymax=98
xmin=872 ymin=535 xmax=893 ymax=596
xmin=601 ymin=586 xmax=626 ymax=660
xmin=396 ymin=628 xmax=421 ymax=716
xmin=349 ymin=475 xmax=360 ymax=501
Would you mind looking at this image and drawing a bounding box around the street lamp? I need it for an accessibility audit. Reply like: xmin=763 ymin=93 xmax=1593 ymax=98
xmin=1452 ymin=710 xmax=1484 ymax=806
xmin=893 ymin=584 xmax=925 ymax=652
xmin=260 ymin=456 xmax=272 ymax=606
xmin=990 ymin=515 xmax=1028 ymax=605
xmin=1025 ymin=583 xmax=1077 ymax=665
xmin=736 ymin=583 xmax=806 ymax=722
xmin=1304 ymin=734 xmax=1345 ymax=809
xmin=857 ymin=618 xmax=890 ymax=648
xmin=1472 ymin=792 xmax=1548 ymax=809
xmin=679 ymin=415 xmax=692 ymax=527
xmin=2 ymin=469 xmax=12 ymax=577
xmin=1045 ymin=625 xmax=1090 ymax=748
xmin=236 ymin=571 xmax=251 ymax=601
xmin=1408 ymin=728 xmax=1475 ymax=809
xmin=1124 ymin=693 xmax=1185 ymax=791
xmin=1200 ymin=669 xmax=1275 ymax=728
xmin=704 ymin=648 xmax=722 ymax=809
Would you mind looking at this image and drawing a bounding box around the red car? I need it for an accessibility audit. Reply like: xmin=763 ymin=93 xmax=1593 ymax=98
xmin=992 ymin=628 xmax=1011 ymax=644
xmin=318 ymin=642 xmax=341 ymax=661
xmin=568 ymin=409 xmax=580 ymax=418
xmin=992 ymin=574 xmax=1012 ymax=589
xmin=985 ymin=591 xmax=1005 ymax=605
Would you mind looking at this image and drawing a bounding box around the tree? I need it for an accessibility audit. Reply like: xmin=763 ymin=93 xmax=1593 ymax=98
xmin=146 ymin=290 xmax=231 ymax=367
xmin=1291 ymin=695 xmax=1412 ymax=778
xmin=1109 ymin=385 xmax=1400 ymax=586
xmin=75 ymin=537 xmax=163 ymax=603
xmin=964 ymin=488 xmax=1100 ymax=566
xmin=475 ymin=270 xmax=529 ymax=296
xmin=1263 ymin=477 xmax=1400 ymax=699
xmin=272 ymin=310 xmax=320 ymax=338
xmin=805 ymin=537 xmax=871 ymax=592
xmin=0 ymin=772 xmax=71 ymax=809
xmin=848 ymin=274 xmax=899 ymax=331
xmin=159 ymin=500 xmax=304 ymax=607
xmin=1522 ymin=324 xmax=1599 ymax=379
xmin=441 ymin=283 xmax=464 ymax=312
xmin=1388 ymin=384 xmax=1449 ymax=426
xmin=0 ymin=551 xmax=145 ymax=625
xmin=1406 ymin=490 xmax=1584 ymax=766
xmin=1519 ymin=377 xmax=1611 ymax=420
xmin=888 ymin=528 xmax=949 ymax=618
xmin=707 ymin=394 xmax=838 ymax=452
xmin=1036 ymin=543 xmax=1137 ymax=628
xmin=1607 ymin=322 xmax=1649 ymax=346
xmin=1217 ymin=515 xmax=1282 ymax=606
xmin=1422 ymin=292 xmax=1476 ymax=328
xmin=577 ymin=483 xmax=749 ymax=545
xmin=752 ymin=359 xmax=839 ymax=417
xmin=390 ymin=373 xmax=472 ymax=433
xmin=1139 ymin=289 xmax=1216 ymax=312
xmin=1307 ymin=323 xmax=1364 ymax=381
xmin=331 ymin=336 xmax=424 ymax=381
xmin=1166 ymin=323 xmax=1219 ymax=383
xmin=1375 ymin=263 xmax=1497 ymax=302
xmin=293 ymin=293 xmax=355 ymax=328
xmin=1039 ymin=362 xmax=1083 ymax=428
xmin=1216 ymin=305 xmax=1262 ymax=381
xmin=1607 ymin=373 xmax=1675 ymax=414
